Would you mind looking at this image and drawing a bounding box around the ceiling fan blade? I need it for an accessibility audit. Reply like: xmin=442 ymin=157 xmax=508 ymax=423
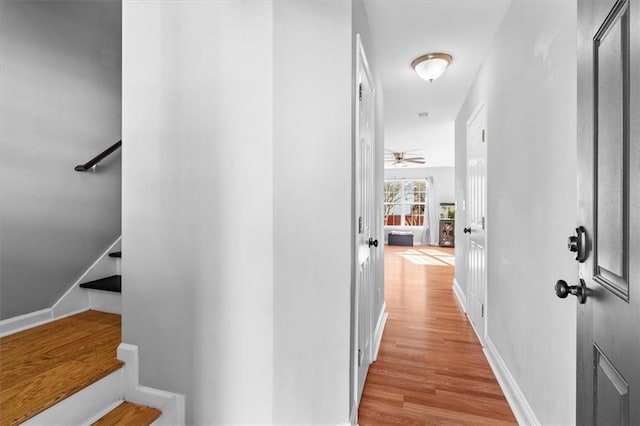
xmin=405 ymin=158 xmax=426 ymax=164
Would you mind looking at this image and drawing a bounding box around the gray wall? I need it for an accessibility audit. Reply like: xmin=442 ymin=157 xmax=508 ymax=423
xmin=385 ymin=167 xmax=455 ymax=245
xmin=455 ymin=1 xmax=577 ymax=423
xmin=0 ymin=1 xmax=122 ymax=319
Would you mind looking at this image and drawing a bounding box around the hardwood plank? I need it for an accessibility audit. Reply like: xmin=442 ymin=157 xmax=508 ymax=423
xmin=359 ymin=245 xmax=516 ymax=425
xmin=92 ymin=402 xmax=161 ymax=426
xmin=0 ymin=310 xmax=122 ymax=426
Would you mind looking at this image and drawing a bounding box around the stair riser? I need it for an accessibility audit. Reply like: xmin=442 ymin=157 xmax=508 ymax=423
xmin=22 ymin=369 xmax=123 ymax=426
xmin=53 ymin=237 xmax=121 ymax=318
xmin=88 ymin=290 xmax=121 ymax=315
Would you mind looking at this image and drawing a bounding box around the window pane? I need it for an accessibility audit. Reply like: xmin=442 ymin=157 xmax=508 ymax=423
xmin=384 ymin=179 xmax=427 ymax=227
xmin=404 ymin=204 xmax=425 ymax=226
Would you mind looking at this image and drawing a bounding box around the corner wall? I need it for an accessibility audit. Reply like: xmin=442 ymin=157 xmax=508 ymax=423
xmin=123 ymin=1 xmax=357 ymax=424
xmin=0 ymin=0 xmax=122 ymax=319
xmin=122 ymin=2 xmax=274 ymax=423
xmin=273 ymin=2 xmax=352 ymax=423
xmin=455 ymin=1 xmax=577 ymax=424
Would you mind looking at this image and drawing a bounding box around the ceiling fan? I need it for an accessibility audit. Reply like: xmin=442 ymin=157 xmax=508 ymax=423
xmin=384 ymin=150 xmax=426 ymax=166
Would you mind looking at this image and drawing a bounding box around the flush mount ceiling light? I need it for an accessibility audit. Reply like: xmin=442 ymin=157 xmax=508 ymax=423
xmin=411 ymin=53 xmax=453 ymax=83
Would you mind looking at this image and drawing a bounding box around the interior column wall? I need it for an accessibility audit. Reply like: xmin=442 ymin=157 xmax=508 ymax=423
xmin=122 ymin=2 xmax=274 ymax=423
xmin=273 ymin=2 xmax=353 ymax=423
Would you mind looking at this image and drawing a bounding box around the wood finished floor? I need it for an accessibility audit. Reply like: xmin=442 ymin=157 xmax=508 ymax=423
xmin=0 ymin=310 xmax=122 ymax=426
xmin=358 ymin=245 xmax=516 ymax=425
xmin=92 ymin=401 xmax=161 ymax=426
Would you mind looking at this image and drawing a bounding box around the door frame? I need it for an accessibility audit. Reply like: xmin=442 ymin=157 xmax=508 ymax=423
xmin=465 ymin=100 xmax=488 ymax=345
xmin=351 ymin=32 xmax=377 ymax=421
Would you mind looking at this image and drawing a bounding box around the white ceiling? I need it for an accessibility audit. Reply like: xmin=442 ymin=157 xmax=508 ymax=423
xmin=364 ymin=0 xmax=512 ymax=167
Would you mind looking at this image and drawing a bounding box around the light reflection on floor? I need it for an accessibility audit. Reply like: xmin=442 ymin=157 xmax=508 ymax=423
xmin=396 ymin=247 xmax=455 ymax=266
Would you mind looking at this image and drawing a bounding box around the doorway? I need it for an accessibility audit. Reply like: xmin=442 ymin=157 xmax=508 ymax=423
xmin=465 ymin=103 xmax=487 ymax=344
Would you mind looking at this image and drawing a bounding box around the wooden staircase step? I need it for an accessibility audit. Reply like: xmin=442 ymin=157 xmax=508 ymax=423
xmin=108 ymin=251 xmax=121 ymax=258
xmin=79 ymin=275 xmax=121 ymax=293
xmin=0 ymin=311 xmax=122 ymax=425
xmin=92 ymin=402 xmax=161 ymax=426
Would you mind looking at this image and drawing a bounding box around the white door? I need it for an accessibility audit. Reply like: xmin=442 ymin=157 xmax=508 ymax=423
xmin=354 ymin=34 xmax=376 ymax=406
xmin=465 ymin=104 xmax=487 ymax=344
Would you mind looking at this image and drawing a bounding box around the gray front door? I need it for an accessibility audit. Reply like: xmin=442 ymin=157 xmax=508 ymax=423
xmin=574 ymin=0 xmax=640 ymax=424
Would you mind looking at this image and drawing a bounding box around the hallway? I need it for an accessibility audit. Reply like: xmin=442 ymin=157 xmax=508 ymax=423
xmin=358 ymin=245 xmax=516 ymax=425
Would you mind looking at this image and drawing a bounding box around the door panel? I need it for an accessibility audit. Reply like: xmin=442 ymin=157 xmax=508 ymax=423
xmin=576 ymin=0 xmax=639 ymax=424
xmin=594 ymin=0 xmax=629 ymax=297
xmin=466 ymin=104 xmax=487 ymax=342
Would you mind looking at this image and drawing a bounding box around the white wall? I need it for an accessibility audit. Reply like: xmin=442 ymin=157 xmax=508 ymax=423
xmin=124 ymin=1 xmax=358 ymax=424
xmin=273 ymin=2 xmax=352 ymax=423
xmin=384 ymin=167 xmax=455 ymax=245
xmin=122 ymin=2 xmax=273 ymax=424
xmin=0 ymin=0 xmax=122 ymax=319
xmin=455 ymin=1 xmax=577 ymax=424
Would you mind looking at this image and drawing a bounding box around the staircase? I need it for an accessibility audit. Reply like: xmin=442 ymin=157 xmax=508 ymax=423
xmin=0 ymin=249 xmax=184 ymax=425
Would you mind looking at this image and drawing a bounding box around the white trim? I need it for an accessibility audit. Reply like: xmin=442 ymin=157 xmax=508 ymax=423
xmin=483 ymin=336 xmax=540 ymax=426
xmin=371 ymin=303 xmax=388 ymax=361
xmin=22 ymin=368 xmax=124 ymax=425
xmin=0 ymin=307 xmax=88 ymax=338
xmin=0 ymin=308 xmax=52 ymax=337
xmin=118 ymin=343 xmax=186 ymax=426
xmin=81 ymin=400 xmax=125 ymax=425
xmin=452 ymin=278 xmax=467 ymax=313
xmin=53 ymin=236 xmax=122 ymax=317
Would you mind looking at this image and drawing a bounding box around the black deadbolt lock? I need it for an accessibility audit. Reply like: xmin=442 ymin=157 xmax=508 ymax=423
xmin=567 ymin=226 xmax=587 ymax=263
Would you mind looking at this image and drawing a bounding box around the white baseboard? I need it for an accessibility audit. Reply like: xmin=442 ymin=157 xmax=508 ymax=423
xmin=118 ymin=343 xmax=186 ymax=426
xmin=0 ymin=308 xmax=89 ymax=338
xmin=372 ymin=303 xmax=388 ymax=361
xmin=0 ymin=308 xmax=52 ymax=337
xmin=483 ymin=336 xmax=540 ymax=426
xmin=53 ymin=236 xmax=121 ymax=318
xmin=452 ymin=278 xmax=466 ymax=313
xmin=22 ymin=367 xmax=124 ymax=426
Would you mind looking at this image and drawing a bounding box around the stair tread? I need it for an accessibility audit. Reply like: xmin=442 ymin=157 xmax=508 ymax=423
xmin=92 ymin=402 xmax=161 ymax=426
xmin=108 ymin=251 xmax=121 ymax=258
xmin=0 ymin=310 xmax=122 ymax=425
xmin=79 ymin=275 xmax=121 ymax=293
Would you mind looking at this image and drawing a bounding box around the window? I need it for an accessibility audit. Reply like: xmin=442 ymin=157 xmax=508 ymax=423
xmin=384 ymin=179 xmax=427 ymax=227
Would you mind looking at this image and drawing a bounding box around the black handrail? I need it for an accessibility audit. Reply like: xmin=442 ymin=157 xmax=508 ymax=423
xmin=75 ymin=140 xmax=122 ymax=171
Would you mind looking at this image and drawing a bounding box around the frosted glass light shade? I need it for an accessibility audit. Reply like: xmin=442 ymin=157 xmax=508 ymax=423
xmin=411 ymin=53 xmax=453 ymax=82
